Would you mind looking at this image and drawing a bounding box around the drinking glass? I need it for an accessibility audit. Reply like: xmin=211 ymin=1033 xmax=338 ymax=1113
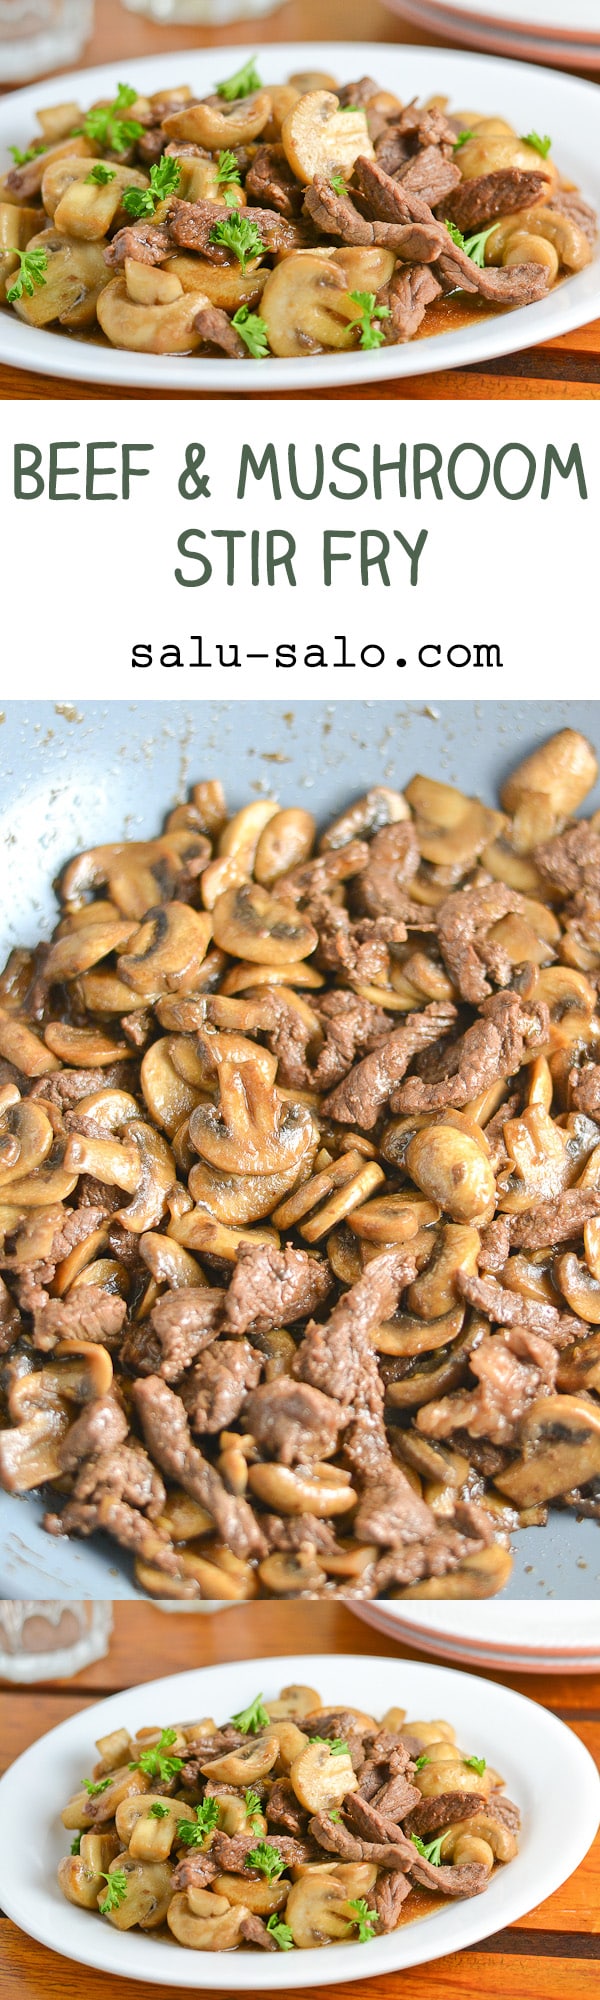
xmin=0 ymin=2 xmax=94 ymax=82
xmin=0 ymin=1601 xmax=112 ymax=1682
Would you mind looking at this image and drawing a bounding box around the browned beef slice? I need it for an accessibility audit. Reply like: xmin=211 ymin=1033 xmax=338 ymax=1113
xmin=0 ymin=1277 xmax=20 ymax=1353
xmin=180 ymin=1337 xmax=261 ymax=1431
xmin=172 ymin=1851 xmax=219 ymax=1892
xmin=148 ymin=1287 xmax=225 ymax=1379
xmin=242 ymin=1377 xmax=348 ymax=1464
xmin=261 ymin=985 xmax=391 ymax=1092
xmin=246 ymin=143 xmax=304 ymax=217
xmin=436 ymin=883 xmax=526 ymax=1003
xmin=393 ymin=102 xmax=458 ymax=150
xmin=569 ymin=1063 xmax=600 ymax=1117
xmin=212 ymin=1830 xmax=311 ymax=1872
xmin=376 ymin=132 xmax=412 ymax=176
xmin=549 ymin=190 xmax=598 ymax=241
xmin=261 ymin=1511 xmax=338 ymax=1553
xmin=354 ymin=153 xmax=435 ymax=225
xmin=392 ymin=992 xmax=548 ymax=1115
xmin=397 ymin=144 xmax=461 ymax=206
xmin=132 ymin=1373 xmax=266 ymax=1557
xmin=58 ymin=1396 xmax=129 ymax=1472
xmin=137 ymin=124 xmax=168 ymax=166
xmin=354 ymin=820 xmax=420 ymax=919
xmin=436 ymin=245 xmax=549 ymax=305
xmin=223 ymin=1241 xmax=332 ymax=1335
xmin=510 ymin=1186 xmax=600 ymax=1250
xmin=322 ymin=1001 xmax=457 ymax=1127
xmin=383 ymin=263 xmax=442 ymax=341
xmin=443 ymin=169 xmax=548 ymax=234
xmin=415 ymin=1324 xmax=555 ymax=1445
xmin=303 ymin=177 xmax=375 ymax=244
xmin=375 ymin=1870 xmax=412 ymax=1930
xmin=491 ymin=1795 xmax=521 ymax=1831
xmin=266 ymin=1779 xmax=306 ymax=1835
xmin=293 ymin=1247 xmax=415 ymax=1405
xmin=28 ymin=1066 xmax=134 ymax=1107
xmin=338 ymin=76 xmax=380 ymax=106
xmin=31 ymin=1287 xmax=126 ymax=1352
xmin=281 ymin=841 xmax=370 ymax=904
xmin=239 ymin=1912 xmax=278 ymax=1950
xmin=46 ymin=1481 xmax=183 ymax=1577
xmin=104 ymin=222 xmax=172 ymax=268
xmin=410 ymin=1854 xmax=489 ymax=1896
xmin=457 ymin=1270 xmax=584 ymax=1348
xmin=478 ymin=1216 xmax=512 ymax=1272
xmin=372 ymin=1771 xmax=422 ymax=1818
xmin=193 ymin=304 xmax=247 ymax=357
xmin=69 ymin=1440 xmax=165 ymax=1513
xmin=170 ymin=195 xmax=294 ymax=257
xmin=345 ymin=1793 xmax=417 ymax=1860
xmin=120 ymin=1323 xmax=162 ymax=1376
xmin=404 ymin=1793 xmax=485 ymax=1840
xmin=308 ymin=1812 xmax=364 ymax=1859
xmin=311 ymin=902 xmax=409 ymax=983
xmin=535 ymin=823 xmax=600 ymax=897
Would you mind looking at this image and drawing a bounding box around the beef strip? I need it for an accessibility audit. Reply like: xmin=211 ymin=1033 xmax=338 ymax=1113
xmin=443 ymin=168 xmax=548 ymax=234
xmin=372 ymin=1770 xmax=422 ymax=1817
xmin=261 ymin=1511 xmax=339 ymax=1553
xmin=222 ymin=1241 xmax=332 ymax=1335
xmin=266 ymin=1779 xmax=306 ymax=1835
xmin=30 ymin=1287 xmax=127 ymax=1352
xmin=535 ymin=823 xmax=600 ymax=896
xmin=417 ymin=1326 xmax=558 ymax=1446
xmin=549 ymin=189 xmax=598 ymax=242
xmin=396 ymin=144 xmax=461 ymax=206
xmin=211 ymin=1829 xmax=312 ymax=1872
xmin=245 ymin=143 xmax=304 ymax=217
xmin=436 ymin=883 xmax=526 ymax=1003
xmin=509 ymin=1186 xmax=600 ymax=1250
xmin=353 ymin=820 xmax=420 ymax=919
xmin=303 ymin=176 xmax=443 ymax=258
xmin=147 ymin=1287 xmax=225 ymax=1379
xmin=310 ymin=903 xmax=409 ymax=985
xmin=132 ymin=1373 xmax=267 ymax=1557
xmin=457 ymin=1270 xmax=584 ymax=1348
xmin=322 ymin=1002 xmax=457 ymax=1127
xmin=242 ymin=1377 xmax=348 ymax=1464
xmin=393 ymin=992 xmax=549 ymax=1115
xmin=382 ymin=263 xmax=442 ymax=340
xmin=392 ymin=102 xmax=459 ymax=151
xmin=435 ymin=246 xmax=549 ymax=306
xmin=238 ymin=1913 xmax=278 ymax=1950
xmin=169 ymin=195 xmax=295 ymax=257
xmin=410 ymin=1854 xmax=489 ymax=1896
xmin=403 ymin=1792 xmax=485 ymax=1840
xmin=260 ymin=985 xmax=391 ymax=1092
xmin=570 ymin=1064 xmax=600 ymax=1117
xmin=478 ymin=1216 xmax=512 ymax=1272
xmin=280 ymin=841 xmax=370 ymax=905
xmin=375 ymin=1870 xmax=412 ymax=1930
xmin=193 ymin=304 xmax=247 ymax=357
xmin=180 ymin=1337 xmax=261 ymax=1431
xmin=104 ymin=221 xmax=172 ymax=268
xmin=57 ymin=1395 xmax=128 ymax=1471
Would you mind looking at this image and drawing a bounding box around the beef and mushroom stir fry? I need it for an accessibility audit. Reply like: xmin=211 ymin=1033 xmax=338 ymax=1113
xmin=2 ymin=727 xmax=600 ymax=1601
xmin=57 ymin=1680 xmax=519 ymax=1951
xmin=0 ymin=61 xmax=596 ymax=359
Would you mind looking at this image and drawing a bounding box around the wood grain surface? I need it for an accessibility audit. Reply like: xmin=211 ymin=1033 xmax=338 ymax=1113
xmin=0 ymin=0 xmax=599 ymax=398
xmin=0 ymin=1601 xmax=598 ymax=1999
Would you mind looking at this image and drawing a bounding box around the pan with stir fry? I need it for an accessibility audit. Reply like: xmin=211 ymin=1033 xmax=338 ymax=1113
xmin=57 ymin=1680 xmax=519 ymax=1951
xmin=0 ymin=59 xmax=596 ymax=360
xmin=2 ymin=728 xmax=600 ymax=1600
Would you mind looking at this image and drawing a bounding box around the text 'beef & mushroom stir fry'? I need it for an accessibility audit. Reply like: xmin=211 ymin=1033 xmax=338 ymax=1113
xmin=57 ymin=1681 xmax=520 ymax=1951
xmin=0 ymin=61 xmax=597 ymax=358
xmin=3 ymin=728 xmax=600 ymax=1599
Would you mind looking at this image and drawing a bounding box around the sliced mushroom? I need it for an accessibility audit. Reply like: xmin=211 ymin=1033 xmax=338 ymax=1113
xmin=163 ymin=90 xmax=272 ymax=149
xmin=407 ymin=1225 xmax=481 ymax=1318
xmin=116 ymin=1794 xmax=195 ymax=1861
xmin=11 ymin=228 xmax=112 ymax=328
xmin=97 ymin=274 xmax=211 ymax=354
xmin=440 ymin=1811 xmax=517 ymax=1863
xmin=260 ymin=251 xmax=358 ymax=358
xmin=290 ymin=1740 xmax=358 ymax=1814
xmin=213 ymin=1871 xmax=289 ymax=1914
xmin=282 ymin=90 xmax=374 ymax=183
xmin=264 ymin=1683 xmax=322 ymax=1719
xmin=248 ymin=1461 xmax=357 ymax=1515
xmin=394 ymin=1544 xmax=513 ymax=1598
xmin=61 ymin=1769 xmax=151 ymax=1831
xmin=189 ymin=1058 xmax=315 ymax=1178
xmin=199 ymin=1737 xmax=279 ymax=1785
xmin=167 ymin=1888 xmax=250 ymax=1950
xmin=119 ymin=904 xmax=213 ymax=995
xmin=48 ymin=158 xmax=150 ymax=239
xmin=285 ymin=1869 xmax=360 ymax=1946
xmin=99 ymin=1853 xmax=173 ymax=1930
xmin=496 ymin=1394 xmax=600 ymax=1505
xmin=166 ymin=253 xmax=268 ymax=314
xmin=375 ymin=1304 xmax=465 ymax=1357
xmin=58 ymin=1829 xmax=121 ymax=1909
xmin=407 ymin=1124 xmax=495 ymax=1226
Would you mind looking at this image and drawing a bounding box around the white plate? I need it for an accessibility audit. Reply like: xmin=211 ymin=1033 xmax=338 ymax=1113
xmin=1 ymin=42 xmax=600 ymax=391
xmin=0 ymin=1652 xmax=598 ymax=1990
xmin=353 ymin=1601 xmax=600 ymax=1672
xmin=391 ymin=4 xmax=600 ymax=66
xmin=421 ymin=0 xmax=600 ymax=31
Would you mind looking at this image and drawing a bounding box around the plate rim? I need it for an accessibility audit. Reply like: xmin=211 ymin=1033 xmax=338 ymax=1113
xmin=0 ymin=1651 xmax=598 ymax=1992
xmin=1 ymin=40 xmax=600 ymax=392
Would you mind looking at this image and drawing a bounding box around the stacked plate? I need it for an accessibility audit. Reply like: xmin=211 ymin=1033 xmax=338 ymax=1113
xmin=353 ymin=1601 xmax=600 ymax=1672
xmin=390 ymin=0 xmax=600 ymax=70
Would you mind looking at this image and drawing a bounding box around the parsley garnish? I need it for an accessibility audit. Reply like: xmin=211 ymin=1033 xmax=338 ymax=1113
xmin=347 ymin=1897 xmax=377 ymax=1942
xmin=148 ymin=1801 xmax=170 ymax=1819
xmin=6 ymin=245 xmax=48 ymax=305
xmin=70 ymin=1834 xmax=82 ymax=1855
xmin=216 ymin=148 xmax=241 ymax=199
xmin=464 ymin=1754 xmax=487 ymax=1774
xmin=453 ymin=129 xmax=473 ymax=150
xmin=80 ymin=1774 xmax=112 ymax=1797
xmin=411 ymin=1833 xmax=444 ymax=1865
xmin=129 ymin=1728 xmax=183 ymax=1783
xmin=330 ymin=171 xmax=347 ymax=196
xmin=122 ymin=154 xmax=181 ymax=217
xmin=445 ymin=218 xmax=465 ymax=247
xmin=231 ymin=1692 xmax=270 ymax=1733
xmin=231 ymin=304 xmax=269 ymax=357
xmin=444 ymin=219 xmax=497 ymax=267
xmin=266 ymin=1912 xmax=295 ymax=1950
xmin=522 ymin=130 xmax=552 ymax=157
xmin=85 ymin=162 xmax=117 ymax=184
xmin=8 ymin=141 xmax=47 ymax=167
xmin=216 ymin=56 xmax=262 ymax=101
xmin=342 ymin=104 xmax=359 ymax=113
xmin=78 ymin=83 xmax=143 ymax=155
xmin=309 ymin=1735 xmax=348 ymax=1756
xmin=98 ymin=1867 xmax=128 ymax=1915
xmin=414 ymin=1754 xmax=430 ymax=1770
xmin=245 ymin=1842 xmax=285 ymax=1880
xmin=347 ymin=288 xmax=390 ymax=350
xmin=209 ymin=210 xmax=263 ymax=272
xmin=328 ymin=1808 xmax=342 ymax=1823
xmin=177 ymin=1797 xmax=220 ymax=1846
xmin=244 ymin=1788 xmax=264 ymax=1831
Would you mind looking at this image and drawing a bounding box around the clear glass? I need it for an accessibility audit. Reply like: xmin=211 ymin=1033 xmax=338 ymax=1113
xmin=0 ymin=1601 xmax=112 ymax=1682
xmin=0 ymin=1 xmax=94 ymax=82
xmin=122 ymin=0 xmax=278 ymax=25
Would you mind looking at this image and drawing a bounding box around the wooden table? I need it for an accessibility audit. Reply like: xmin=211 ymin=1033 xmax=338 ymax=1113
xmin=0 ymin=1601 xmax=598 ymax=2000
xmin=0 ymin=0 xmax=598 ymax=399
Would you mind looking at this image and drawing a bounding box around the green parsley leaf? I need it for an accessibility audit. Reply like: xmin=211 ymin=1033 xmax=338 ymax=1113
xmin=444 ymin=218 xmax=497 ymax=268
xmin=463 ymin=1754 xmax=487 ymax=1775
xmin=98 ymin=1868 xmax=128 ymax=1915
xmin=347 ymin=1897 xmax=378 ymax=1943
xmin=80 ymin=1774 xmax=112 ymax=1797
xmin=266 ymin=1913 xmax=295 ymax=1950
xmin=414 ymin=1754 xmax=430 ymax=1771
xmin=341 ymin=104 xmax=359 ymax=113
xmin=411 ymin=1833 xmax=444 ymax=1865
xmin=445 ymin=218 xmax=466 ymax=248
xmin=130 ymin=1728 xmax=183 ymax=1784
xmin=330 ymin=172 xmax=347 ymax=196
xmin=244 ymin=1788 xmax=264 ymax=1830
xmin=70 ymin=1834 xmax=82 ymax=1856
xmin=522 ymin=130 xmax=552 ymax=157
xmin=245 ymin=1842 xmax=285 ymax=1880
xmin=453 ymin=129 xmax=473 ymax=150
xmin=209 ymin=210 xmax=263 ymax=273
xmin=177 ymin=1797 xmax=220 ymax=1846
xmin=79 ymin=83 xmax=143 ymax=156
xmin=328 ymin=1809 xmax=342 ymax=1823
xmin=347 ymin=288 xmax=391 ymax=350
xmin=309 ymin=1736 xmax=349 ymax=1756
xmin=122 ymin=153 xmax=181 ymax=217
xmin=6 ymin=245 xmax=48 ymax=305
xmin=85 ymin=163 xmax=117 ymax=184
xmin=231 ymin=1691 xmax=271 ymax=1733
xmin=216 ymin=148 xmax=242 ymax=199
xmin=216 ymin=56 xmax=262 ymax=102
xmin=8 ymin=141 xmax=47 ymax=167
xmin=231 ymin=304 xmax=270 ymax=358
xmin=148 ymin=1801 xmax=170 ymax=1819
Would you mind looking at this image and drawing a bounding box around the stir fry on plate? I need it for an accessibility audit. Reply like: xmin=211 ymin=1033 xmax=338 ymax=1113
xmin=0 ymin=60 xmax=596 ymax=358
xmin=57 ymin=1680 xmax=519 ymax=1950
xmin=1 ymin=728 xmax=600 ymax=1599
